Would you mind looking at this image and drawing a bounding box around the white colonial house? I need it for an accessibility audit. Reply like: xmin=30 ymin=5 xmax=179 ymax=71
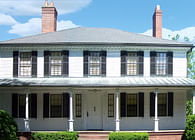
xmin=0 ymin=3 xmax=195 ymax=132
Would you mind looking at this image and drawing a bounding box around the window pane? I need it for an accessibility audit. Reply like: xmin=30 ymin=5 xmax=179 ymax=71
xmin=127 ymin=94 xmax=137 ymax=117
xmin=76 ymin=94 xmax=82 ymax=117
xmin=50 ymin=94 xmax=62 ymax=117
xmin=20 ymin=52 xmax=32 ymax=77
xmin=127 ymin=52 xmax=137 ymax=75
xmin=19 ymin=94 xmax=25 ymax=118
xmin=158 ymin=93 xmax=167 ymax=116
xmin=89 ymin=52 xmax=101 ymax=76
xmin=50 ymin=52 xmax=62 ymax=76
xmin=156 ymin=53 xmax=167 ymax=76
xmin=108 ymin=94 xmax=114 ymax=117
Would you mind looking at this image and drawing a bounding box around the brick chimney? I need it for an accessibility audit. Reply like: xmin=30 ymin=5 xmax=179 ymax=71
xmin=153 ymin=5 xmax=162 ymax=38
xmin=42 ymin=1 xmax=58 ymax=33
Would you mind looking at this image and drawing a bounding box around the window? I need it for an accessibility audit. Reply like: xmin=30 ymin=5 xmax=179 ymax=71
xmin=108 ymin=94 xmax=114 ymax=117
xmin=158 ymin=93 xmax=167 ymax=116
xmin=127 ymin=94 xmax=137 ymax=117
xmin=19 ymin=52 xmax=32 ymax=77
xmin=150 ymin=52 xmax=173 ymax=76
xmin=121 ymin=51 xmax=143 ymax=76
xmin=50 ymin=52 xmax=62 ymax=76
xmin=76 ymin=94 xmax=82 ymax=117
xmin=18 ymin=94 xmax=25 ymax=118
xmin=83 ymin=51 xmax=106 ymax=77
xmin=50 ymin=94 xmax=62 ymax=117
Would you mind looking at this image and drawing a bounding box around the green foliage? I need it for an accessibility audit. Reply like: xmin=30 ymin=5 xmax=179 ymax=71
xmin=31 ymin=131 xmax=78 ymax=140
xmin=0 ymin=110 xmax=18 ymax=140
xmin=172 ymin=34 xmax=180 ymax=40
xmin=186 ymin=99 xmax=193 ymax=116
xmin=184 ymin=115 xmax=195 ymax=140
xmin=109 ymin=132 xmax=148 ymax=140
xmin=188 ymin=51 xmax=195 ymax=79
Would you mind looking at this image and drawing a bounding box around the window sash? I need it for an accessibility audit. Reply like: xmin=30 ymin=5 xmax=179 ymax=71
xmin=158 ymin=93 xmax=168 ymax=116
xmin=108 ymin=94 xmax=114 ymax=117
xmin=126 ymin=52 xmax=138 ymax=76
xmin=19 ymin=52 xmax=32 ymax=77
xmin=89 ymin=52 xmax=101 ymax=76
xmin=126 ymin=94 xmax=137 ymax=117
xmin=49 ymin=52 xmax=62 ymax=76
xmin=155 ymin=52 xmax=168 ymax=76
xmin=76 ymin=94 xmax=82 ymax=117
xmin=50 ymin=94 xmax=62 ymax=117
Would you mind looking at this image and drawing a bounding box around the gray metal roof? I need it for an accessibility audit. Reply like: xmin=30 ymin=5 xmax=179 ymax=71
xmin=0 ymin=77 xmax=195 ymax=87
xmin=0 ymin=27 xmax=192 ymax=47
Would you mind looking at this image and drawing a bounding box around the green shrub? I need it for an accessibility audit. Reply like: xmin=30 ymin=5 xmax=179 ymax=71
xmin=109 ymin=132 xmax=148 ymax=140
xmin=184 ymin=115 xmax=195 ymax=140
xmin=186 ymin=99 xmax=193 ymax=117
xmin=31 ymin=131 xmax=78 ymax=140
xmin=0 ymin=110 xmax=18 ymax=140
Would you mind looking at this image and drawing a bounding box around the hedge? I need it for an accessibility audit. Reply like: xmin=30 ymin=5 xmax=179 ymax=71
xmin=0 ymin=110 xmax=18 ymax=140
xmin=31 ymin=131 xmax=78 ymax=140
xmin=109 ymin=132 xmax=148 ymax=140
xmin=184 ymin=115 xmax=195 ymax=140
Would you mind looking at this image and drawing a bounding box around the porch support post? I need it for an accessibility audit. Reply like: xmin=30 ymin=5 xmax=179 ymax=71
xmin=154 ymin=89 xmax=159 ymax=132
xmin=68 ymin=89 xmax=74 ymax=132
xmin=193 ymin=89 xmax=195 ymax=114
xmin=115 ymin=89 xmax=120 ymax=131
xmin=24 ymin=89 xmax=30 ymax=132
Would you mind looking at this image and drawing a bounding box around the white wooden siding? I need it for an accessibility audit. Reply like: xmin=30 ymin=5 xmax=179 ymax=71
xmin=37 ymin=51 xmax=44 ymax=78
xmin=144 ymin=51 xmax=150 ymax=77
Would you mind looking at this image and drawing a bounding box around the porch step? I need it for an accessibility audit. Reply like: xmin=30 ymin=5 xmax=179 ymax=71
xmin=78 ymin=132 xmax=110 ymax=140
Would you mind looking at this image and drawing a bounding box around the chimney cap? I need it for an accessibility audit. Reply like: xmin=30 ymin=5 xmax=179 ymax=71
xmin=155 ymin=5 xmax=160 ymax=10
xmin=43 ymin=0 xmax=55 ymax=7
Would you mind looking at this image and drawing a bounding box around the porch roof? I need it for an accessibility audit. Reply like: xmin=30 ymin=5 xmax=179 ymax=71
xmin=0 ymin=77 xmax=195 ymax=88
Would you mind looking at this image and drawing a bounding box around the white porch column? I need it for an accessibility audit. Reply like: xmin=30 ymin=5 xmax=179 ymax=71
xmin=154 ymin=89 xmax=159 ymax=132
xmin=24 ymin=89 xmax=30 ymax=132
xmin=193 ymin=89 xmax=195 ymax=114
xmin=68 ymin=89 xmax=74 ymax=132
xmin=115 ymin=89 xmax=120 ymax=131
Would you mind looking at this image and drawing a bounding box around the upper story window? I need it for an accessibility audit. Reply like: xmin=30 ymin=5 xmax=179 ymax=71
xmin=121 ymin=51 xmax=144 ymax=76
xmin=13 ymin=51 xmax=37 ymax=77
xmin=83 ymin=51 xmax=106 ymax=77
xmin=150 ymin=52 xmax=173 ymax=76
xmin=44 ymin=51 xmax=69 ymax=77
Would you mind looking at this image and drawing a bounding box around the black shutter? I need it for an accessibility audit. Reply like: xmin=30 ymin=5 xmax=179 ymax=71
xmin=101 ymin=51 xmax=106 ymax=77
xmin=62 ymin=51 xmax=69 ymax=77
xmin=121 ymin=51 xmax=127 ymax=76
xmin=32 ymin=51 xmax=37 ymax=77
xmin=63 ymin=93 xmax=69 ymax=117
xmin=139 ymin=92 xmax=144 ymax=117
xmin=168 ymin=92 xmax=173 ymax=116
xmin=137 ymin=51 xmax=144 ymax=76
xmin=150 ymin=92 xmax=155 ymax=117
xmin=43 ymin=93 xmax=49 ymax=118
xmin=120 ymin=93 xmax=126 ymax=117
xmin=83 ymin=51 xmax=89 ymax=76
xmin=30 ymin=94 xmax=37 ymax=118
xmin=150 ymin=52 xmax=156 ymax=76
xmin=12 ymin=94 xmax=18 ymax=118
xmin=167 ymin=52 xmax=173 ymax=76
xmin=13 ymin=51 xmax=19 ymax=77
xmin=44 ymin=51 xmax=49 ymax=77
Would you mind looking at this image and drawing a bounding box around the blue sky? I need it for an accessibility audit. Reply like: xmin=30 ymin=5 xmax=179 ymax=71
xmin=0 ymin=0 xmax=195 ymax=42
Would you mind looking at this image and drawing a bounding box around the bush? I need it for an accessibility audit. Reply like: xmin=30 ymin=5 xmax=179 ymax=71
xmin=184 ymin=115 xmax=195 ymax=140
xmin=109 ymin=132 xmax=148 ymax=140
xmin=0 ymin=110 xmax=18 ymax=140
xmin=31 ymin=131 xmax=78 ymax=140
xmin=186 ymin=99 xmax=193 ymax=117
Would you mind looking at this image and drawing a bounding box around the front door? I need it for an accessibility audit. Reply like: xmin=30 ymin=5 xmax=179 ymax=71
xmin=86 ymin=93 xmax=102 ymax=130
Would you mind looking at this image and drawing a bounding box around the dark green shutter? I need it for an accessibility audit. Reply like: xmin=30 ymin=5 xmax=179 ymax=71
xmin=121 ymin=51 xmax=127 ymax=76
xmin=62 ymin=51 xmax=69 ymax=77
xmin=12 ymin=94 xmax=18 ymax=118
xmin=139 ymin=92 xmax=144 ymax=117
xmin=32 ymin=51 xmax=37 ymax=77
xmin=83 ymin=51 xmax=89 ymax=76
xmin=168 ymin=92 xmax=173 ymax=116
xmin=44 ymin=51 xmax=49 ymax=77
xmin=63 ymin=93 xmax=70 ymax=117
xmin=30 ymin=94 xmax=37 ymax=118
xmin=43 ymin=93 xmax=49 ymax=118
xmin=150 ymin=92 xmax=155 ymax=117
xmin=120 ymin=93 xmax=126 ymax=117
xmin=101 ymin=51 xmax=106 ymax=77
xmin=13 ymin=51 xmax=19 ymax=77
xmin=137 ymin=51 xmax=144 ymax=76
xmin=167 ymin=52 xmax=173 ymax=76
xmin=150 ymin=52 xmax=156 ymax=76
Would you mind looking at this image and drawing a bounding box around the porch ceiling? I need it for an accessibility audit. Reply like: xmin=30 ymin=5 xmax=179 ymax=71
xmin=0 ymin=77 xmax=195 ymax=88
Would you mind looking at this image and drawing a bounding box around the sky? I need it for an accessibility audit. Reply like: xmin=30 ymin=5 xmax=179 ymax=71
xmin=0 ymin=0 xmax=195 ymax=43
